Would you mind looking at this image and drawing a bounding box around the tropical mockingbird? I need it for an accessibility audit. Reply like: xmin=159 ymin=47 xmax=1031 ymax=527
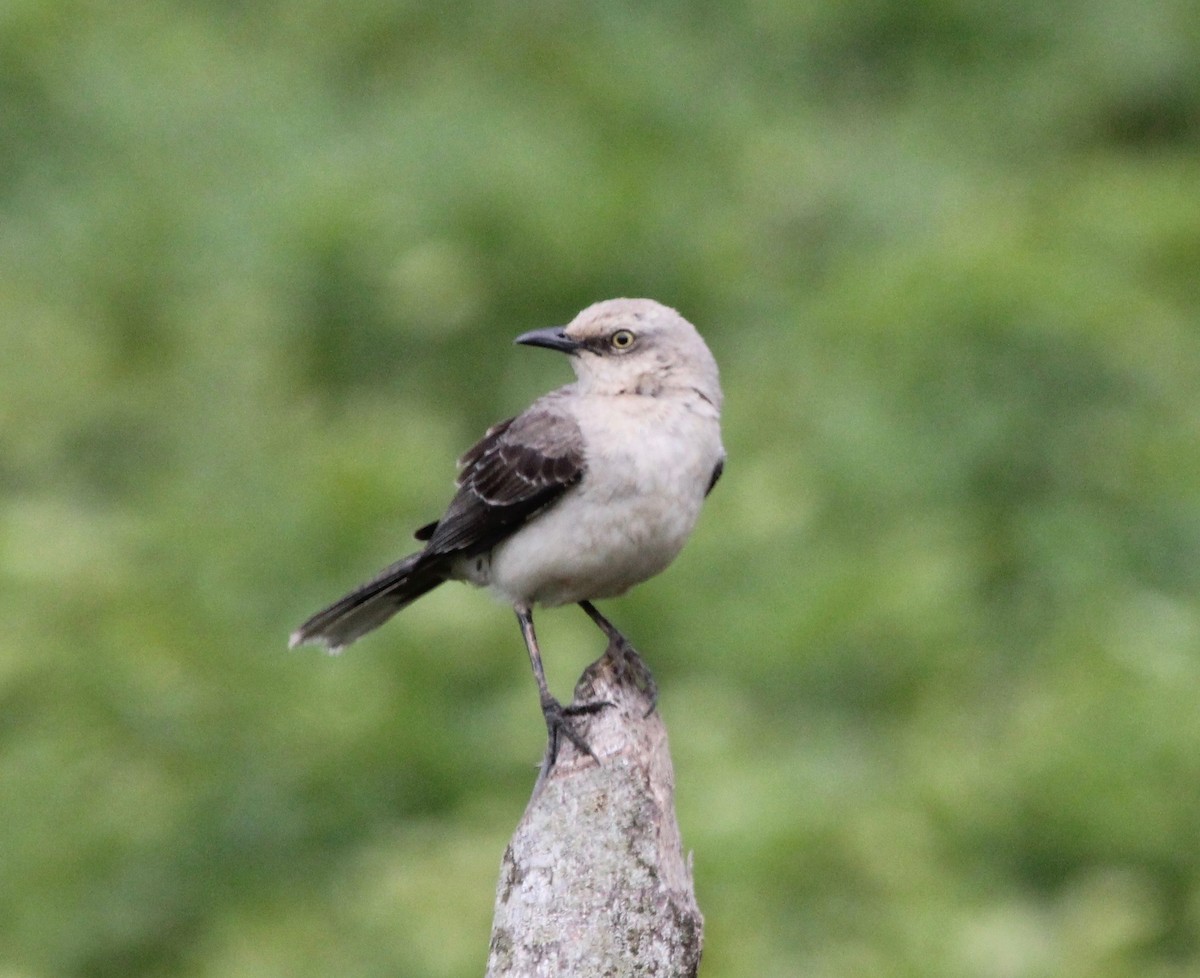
xmin=290 ymin=298 xmax=725 ymax=761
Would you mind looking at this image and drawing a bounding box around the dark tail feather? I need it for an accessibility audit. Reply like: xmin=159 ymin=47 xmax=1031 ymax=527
xmin=289 ymin=552 xmax=444 ymax=653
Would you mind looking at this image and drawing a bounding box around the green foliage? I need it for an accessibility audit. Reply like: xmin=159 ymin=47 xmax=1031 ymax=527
xmin=2 ymin=1 xmax=1198 ymax=975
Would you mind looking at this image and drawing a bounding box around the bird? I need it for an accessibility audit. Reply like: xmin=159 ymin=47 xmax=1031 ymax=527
xmin=290 ymin=297 xmax=725 ymax=762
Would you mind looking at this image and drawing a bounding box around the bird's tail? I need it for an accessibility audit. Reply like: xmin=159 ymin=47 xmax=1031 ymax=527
xmin=289 ymin=552 xmax=444 ymax=653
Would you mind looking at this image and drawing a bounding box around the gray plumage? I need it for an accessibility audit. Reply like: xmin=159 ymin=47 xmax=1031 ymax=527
xmin=290 ymin=297 xmax=724 ymax=761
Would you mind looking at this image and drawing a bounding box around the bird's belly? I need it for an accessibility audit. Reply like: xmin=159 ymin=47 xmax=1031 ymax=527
xmin=487 ymin=489 xmax=697 ymax=607
xmin=485 ymin=407 xmax=720 ymax=607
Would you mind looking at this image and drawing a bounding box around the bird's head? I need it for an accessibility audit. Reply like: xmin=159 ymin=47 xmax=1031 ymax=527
xmin=515 ymin=298 xmax=722 ymax=410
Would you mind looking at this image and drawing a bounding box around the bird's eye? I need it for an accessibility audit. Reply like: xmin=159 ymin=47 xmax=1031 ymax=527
xmin=610 ymin=329 xmax=636 ymax=350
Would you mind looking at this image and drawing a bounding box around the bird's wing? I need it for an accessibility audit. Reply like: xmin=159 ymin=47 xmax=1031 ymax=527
xmin=418 ymin=399 xmax=586 ymax=562
xmin=705 ymin=456 xmax=725 ymax=496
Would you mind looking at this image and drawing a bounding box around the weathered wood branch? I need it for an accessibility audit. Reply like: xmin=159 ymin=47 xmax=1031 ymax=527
xmin=485 ymin=644 xmax=704 ymax=978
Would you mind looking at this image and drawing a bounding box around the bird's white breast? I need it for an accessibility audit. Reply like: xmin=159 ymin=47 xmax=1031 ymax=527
xmin=484 ymin=392 xmax=723 ymax=608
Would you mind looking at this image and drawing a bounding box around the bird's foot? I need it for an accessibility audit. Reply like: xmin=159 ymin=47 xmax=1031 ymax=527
xmin=541 ymin=696 xmax=611 ymax=767
xmin=605 ymin=639 xmax=658 ymax=716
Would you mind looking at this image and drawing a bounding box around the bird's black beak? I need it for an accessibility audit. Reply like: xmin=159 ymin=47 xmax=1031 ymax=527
xmin=514 ymin=326 xmax=581 ymax=354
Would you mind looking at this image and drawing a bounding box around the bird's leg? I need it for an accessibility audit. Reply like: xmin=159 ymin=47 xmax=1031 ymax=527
xmin=514 ymin=604 xmax=607 ymax=766
xmin=577 ymin=601 xmax=658 ymax=712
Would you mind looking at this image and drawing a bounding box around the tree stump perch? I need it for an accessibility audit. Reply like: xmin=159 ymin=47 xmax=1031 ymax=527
xmin=485 ymin=643 xmax=704 ymax=977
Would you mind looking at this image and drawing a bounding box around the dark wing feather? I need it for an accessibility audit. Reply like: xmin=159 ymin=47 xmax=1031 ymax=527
xmin=418 ymin=400 xmax=585 ymax=562
xmin=705 ymin=456 xmax=725 ymax=497
xmin=291 ymin=408 xmax=581 ymax=652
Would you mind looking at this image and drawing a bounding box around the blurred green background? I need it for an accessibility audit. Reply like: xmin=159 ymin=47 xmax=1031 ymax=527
xmin=3 ymin=1 xmax=1199 ymax=976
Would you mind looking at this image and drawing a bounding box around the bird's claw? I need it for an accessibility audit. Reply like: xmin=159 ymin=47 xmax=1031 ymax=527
xmin=541 ymin=697 xmax=612 ymax=767
xmin=607 ymin=640 xmax=658 ymax=717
